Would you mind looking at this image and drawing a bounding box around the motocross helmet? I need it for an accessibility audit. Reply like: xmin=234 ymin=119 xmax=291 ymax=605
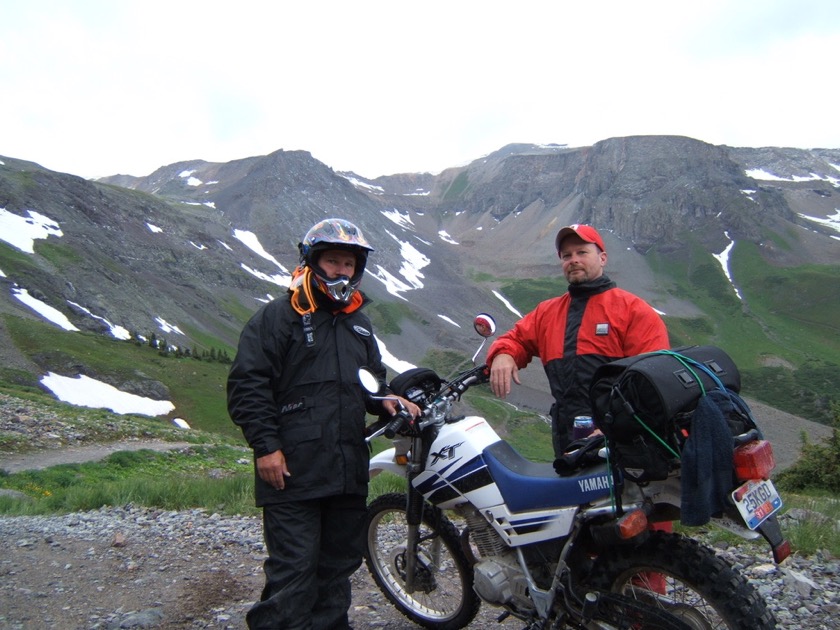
xmin=299 ymin=218 xmax=373 ymax=303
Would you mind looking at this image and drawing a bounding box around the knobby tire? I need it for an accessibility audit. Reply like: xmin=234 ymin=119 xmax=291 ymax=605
xmin=582 ymin=591 xmax=695 ymax=629
xmin=587 ymin=531 xmax=776 ymax=630
xmin=364 ymin=492 xmax=480 ymax=629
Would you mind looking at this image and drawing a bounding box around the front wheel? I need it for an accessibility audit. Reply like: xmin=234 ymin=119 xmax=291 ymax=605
xmin=587 ymin=531 xmax=776 ymax=629
xmin=364 ymin=493 xmax=480 ymax=629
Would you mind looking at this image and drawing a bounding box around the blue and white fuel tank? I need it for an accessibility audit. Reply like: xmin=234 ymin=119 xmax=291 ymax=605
xmin=370 ymin=416 xmax=614 ymax=546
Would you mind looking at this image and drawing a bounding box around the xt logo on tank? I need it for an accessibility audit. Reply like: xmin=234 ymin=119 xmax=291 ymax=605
xmin=430 ymin=442 xmax=464 ymax=465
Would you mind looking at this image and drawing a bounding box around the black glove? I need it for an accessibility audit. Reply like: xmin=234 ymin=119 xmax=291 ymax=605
xmin=553 ymin=435 xmax=606 ymax=475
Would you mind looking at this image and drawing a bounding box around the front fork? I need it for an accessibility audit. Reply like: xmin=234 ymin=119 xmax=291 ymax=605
xmin=402 ymin=433 xmax=439 ymax=593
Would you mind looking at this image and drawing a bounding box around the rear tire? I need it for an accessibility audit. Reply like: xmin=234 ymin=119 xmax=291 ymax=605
xmin=587 ymin=532 xmax=776 ymax=629
xmin=582 ymin=591 xmax=694 ymax=629
xmin=364 ymin=493 xmax=480 ymax=629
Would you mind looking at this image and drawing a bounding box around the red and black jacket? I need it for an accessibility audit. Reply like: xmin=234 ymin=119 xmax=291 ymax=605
xmin=487 ymin=276 xmax=669 ymax=449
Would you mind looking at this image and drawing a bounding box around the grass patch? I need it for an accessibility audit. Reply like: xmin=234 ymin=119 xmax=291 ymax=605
xmin=465 ymin=392 xmax=553 ymax=462
xmin=660 ymin=491 xmax=840 ymax=559
xmin=661 ymin=316 xmax=715 ymax=348
xmin=778 ymin=493 xmax=840 ymax=557
xmin=0 ymin=244 xmax=41 ymax=279
xmin=742 ymin=363 xmax=839 ymax=425
xmin=419 ymin=348 xmax=475 ymax=380
xmin=367 ymin=301 xmax=417 ymax=336
xmin=651 ymin=238 xmax=840 ymax=369
xmin=33 ymin=241 xmax=86 ymax=268
xmin=0 ymin=366 xmax=40 ymax=390
xmin=369 ymin=471 xmax=406 ymax=498
xmin=468 ymin=270 xmax=496 ymax=283
xmin=497 ymin=277 xmax=562 ymax=314
xmin=177 ymin=320 xmax=238 ymax=359
xmin=442 ymin=171 xmax=470 ymax=201
xmin=736 ymin=242 xmax=840 ymax=351
xmin=0 ymin=445 xmax=256 ymax=516
xmin=216 ymin=295 xmax=260 ymax=331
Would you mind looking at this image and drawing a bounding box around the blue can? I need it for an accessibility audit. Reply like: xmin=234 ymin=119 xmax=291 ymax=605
xmin=573 ymin=416 xmax=595 ymax=440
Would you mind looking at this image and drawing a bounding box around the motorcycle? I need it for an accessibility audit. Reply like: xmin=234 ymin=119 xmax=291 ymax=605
xmin=360 ymin=313 xmax=790 ymax=630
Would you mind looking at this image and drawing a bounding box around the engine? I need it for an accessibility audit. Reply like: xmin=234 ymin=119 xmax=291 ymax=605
xmin=460 ymin=507 xmax=534 ymax=613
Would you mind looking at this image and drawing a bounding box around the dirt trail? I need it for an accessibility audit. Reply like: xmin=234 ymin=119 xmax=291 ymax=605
xmin=0 ymin=440 xmax=194 ymax=474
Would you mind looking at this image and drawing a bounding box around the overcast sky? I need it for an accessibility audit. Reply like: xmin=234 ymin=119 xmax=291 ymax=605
xmin=1 ymin=0 xmax=838 ymax=181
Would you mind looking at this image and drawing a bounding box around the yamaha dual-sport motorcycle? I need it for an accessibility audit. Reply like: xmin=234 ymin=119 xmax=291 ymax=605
xmin=360 ymin=314 xmax=790 ymax=630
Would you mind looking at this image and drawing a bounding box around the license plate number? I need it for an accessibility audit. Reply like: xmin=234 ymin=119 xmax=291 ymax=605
xmin=732 ymin=479 xmax=782 ymax=530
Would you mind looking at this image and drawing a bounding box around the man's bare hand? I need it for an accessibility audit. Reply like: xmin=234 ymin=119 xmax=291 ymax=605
xmin=383 ymin=396 xmax=421 ymax=419
xmin=490 ymin=353 xmax=520 ymax=399
xmin=256 ymin=450 xmax=291 ymax=490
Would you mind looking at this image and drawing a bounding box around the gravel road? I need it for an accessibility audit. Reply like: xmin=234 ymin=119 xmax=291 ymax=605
xmin=2 ymin=504 xmax=839 ymax=629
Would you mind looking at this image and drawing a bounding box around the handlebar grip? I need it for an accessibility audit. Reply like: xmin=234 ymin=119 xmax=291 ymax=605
xmin=476 ymin=365 xmax=491 ymax=384
xmin=383 ymin=411 xmax=410 ymax=439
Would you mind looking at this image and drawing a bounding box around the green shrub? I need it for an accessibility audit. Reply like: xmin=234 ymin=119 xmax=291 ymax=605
xmin=776 ymin=403 xmax=840 ymax=492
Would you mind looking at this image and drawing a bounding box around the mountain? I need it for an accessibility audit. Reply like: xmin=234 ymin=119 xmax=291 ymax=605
xmin=1 ymin=135 xmax=838 ymax=426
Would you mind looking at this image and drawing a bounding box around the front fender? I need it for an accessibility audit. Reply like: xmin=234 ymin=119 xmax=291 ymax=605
xmin=369 ymin=447 xmax=406 ymax=479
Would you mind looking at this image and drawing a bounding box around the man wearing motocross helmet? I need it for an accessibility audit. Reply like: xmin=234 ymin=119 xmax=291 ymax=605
xmin=227 ymin=218 xmax=419 ymax=629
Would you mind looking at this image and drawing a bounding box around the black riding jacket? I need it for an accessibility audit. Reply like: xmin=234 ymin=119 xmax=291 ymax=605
xmin=227 ymin=292 xmax=386 ymax=505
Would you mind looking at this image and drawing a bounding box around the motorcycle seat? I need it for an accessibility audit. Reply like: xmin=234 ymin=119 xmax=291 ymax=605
xmin=482 ymin=441 xmax=612 ymax=512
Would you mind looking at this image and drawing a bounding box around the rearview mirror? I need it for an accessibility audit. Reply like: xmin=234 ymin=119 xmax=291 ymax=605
xmin=358 ymin=367 xmax=382 ymax=394
xmin=474 ymin=313 xmax=496 ymax=338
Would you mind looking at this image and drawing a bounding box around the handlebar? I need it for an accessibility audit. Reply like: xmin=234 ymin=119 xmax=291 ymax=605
xmin=441 ymin=364 xmax=489 ymax=397
xmin=366 ymin=364 xmax=489 ymax=441
xmin=383 ymin=409 xmax=411 ymax=439
xmin=417 ymin=364 xmax=489 ymax=422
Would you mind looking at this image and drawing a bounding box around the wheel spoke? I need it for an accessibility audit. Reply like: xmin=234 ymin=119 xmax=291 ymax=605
xmin=368 ymin=508 xmax=463 ymax=617
xmin=364 ymin=493 xmax=481 ymax=628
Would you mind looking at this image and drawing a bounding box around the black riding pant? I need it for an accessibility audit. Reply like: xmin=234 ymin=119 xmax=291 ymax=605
xmin=246 ymin=494 xmax=367 ymax=630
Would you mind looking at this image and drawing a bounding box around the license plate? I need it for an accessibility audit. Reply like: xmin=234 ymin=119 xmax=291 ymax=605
xmin=732 ymin=479 xmax=782 ymax=530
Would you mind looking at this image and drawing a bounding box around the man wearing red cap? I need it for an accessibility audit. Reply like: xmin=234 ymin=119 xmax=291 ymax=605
xmin=487 ymin=223 xmax=669 ymax=457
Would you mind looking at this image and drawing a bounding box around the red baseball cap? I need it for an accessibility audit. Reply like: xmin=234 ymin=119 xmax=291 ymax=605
xmin=555 ymin=224 xmax=606 ymax=253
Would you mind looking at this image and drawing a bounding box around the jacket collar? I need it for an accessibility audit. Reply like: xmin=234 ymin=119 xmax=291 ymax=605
xmin=567 ymin=274 xmax=616 ymax=298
